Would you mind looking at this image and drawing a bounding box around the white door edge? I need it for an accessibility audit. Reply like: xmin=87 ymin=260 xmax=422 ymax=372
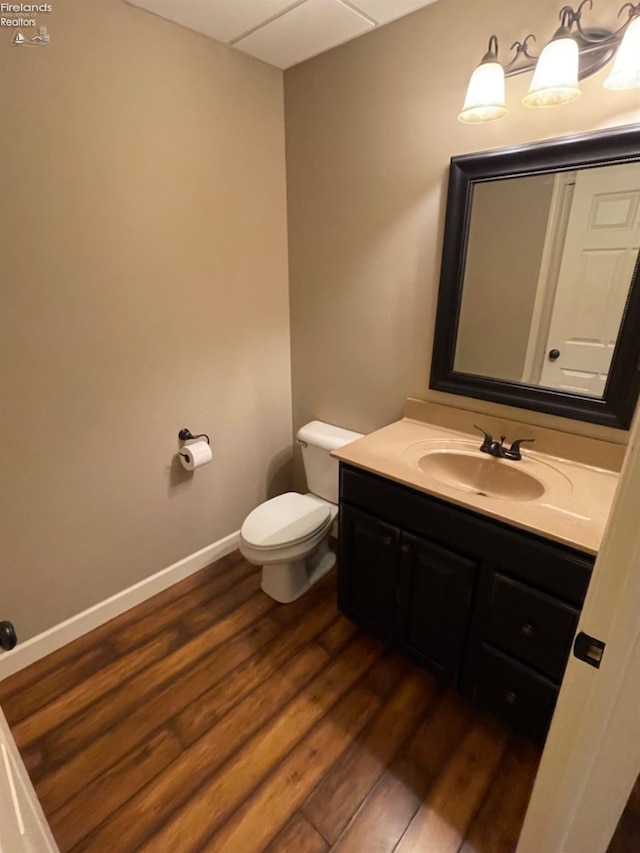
xmin=0 ymin=707 xmax=59 ymax=852
xmin=517 ymin=408 xmax=640 ymax=853
xmin=521 ymin=172 xmax=575 ymax=385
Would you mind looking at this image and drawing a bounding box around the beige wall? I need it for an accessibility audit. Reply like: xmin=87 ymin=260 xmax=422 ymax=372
xmin=0 ymin=0 xmax=291 ymax=640
xmin=285 ymin=0 xmax=639 ymax=487
xmin=455 ymin=174 xmax=555 ymax=381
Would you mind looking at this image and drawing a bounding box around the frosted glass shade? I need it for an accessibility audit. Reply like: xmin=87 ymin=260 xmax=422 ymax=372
xmin=523 ymin=37 xmax=581 ymax=107
xmin=458 ymin=61 xmax=507 ymax=124
xmin=604 ymin=16 xmax=640 ymax=90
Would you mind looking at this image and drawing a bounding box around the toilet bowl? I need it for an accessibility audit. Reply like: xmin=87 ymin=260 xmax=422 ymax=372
xmin=239 ymin=421 xmax=363 ymax=603
xmin=241 ymin=492 xmax=338 ymax=603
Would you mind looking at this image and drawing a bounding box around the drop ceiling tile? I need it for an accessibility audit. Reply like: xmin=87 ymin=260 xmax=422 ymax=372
xmin=350 ymin=0 xmax=438 ymax=25
xmin=128 ymin=0 xmax=301 ymax=44
xmin=234 ymin=0 xmax=375 ymax=69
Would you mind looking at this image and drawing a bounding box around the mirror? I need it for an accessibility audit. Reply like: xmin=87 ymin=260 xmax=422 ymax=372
xmin=431 ymin=126 xmax=640 ymax=429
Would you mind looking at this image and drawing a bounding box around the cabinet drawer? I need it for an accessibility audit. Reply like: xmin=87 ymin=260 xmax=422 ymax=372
xmin=486 ymin=575 xmax=579 ymax=682
xmin=475 ymin=645 xmax=558 ymax=746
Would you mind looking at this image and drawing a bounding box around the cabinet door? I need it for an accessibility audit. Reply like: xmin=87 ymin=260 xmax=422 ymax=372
xmin=338 ymin=504 xmax=399 ymax=643
xmin=396 ymin=532 xmax=476 ymax=683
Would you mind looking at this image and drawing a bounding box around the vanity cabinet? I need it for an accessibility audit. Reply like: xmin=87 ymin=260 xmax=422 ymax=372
xmin=338 ymin=463 xmax=594 ymax=746
xmin=339 ymin=505 xmax=475 ymax=681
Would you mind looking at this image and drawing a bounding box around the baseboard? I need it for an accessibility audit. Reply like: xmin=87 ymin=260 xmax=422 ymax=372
xmin=0 ymin=531 xmax=241 ymax=681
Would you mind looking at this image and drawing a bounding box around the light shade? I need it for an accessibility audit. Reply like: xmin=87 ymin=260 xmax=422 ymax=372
xmin=604 ymin=16 xmax=640 ymax=90
xmin=523 ymin=37 xmax=581 ymax=107
xmin=458 ymin=61 xmax=507 ymax=124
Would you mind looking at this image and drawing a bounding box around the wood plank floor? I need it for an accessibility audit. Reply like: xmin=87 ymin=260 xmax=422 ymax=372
xmin=607 ymin=774 xmax=640 ymax=853
xmin=0 ymin=550 xmax=540 ymax=852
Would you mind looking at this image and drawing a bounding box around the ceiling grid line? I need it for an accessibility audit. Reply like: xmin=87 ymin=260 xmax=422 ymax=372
xmin=227 ymin=0 xmax=308 ymax=46
xmin=334 ymin=0 xmax=380 ymax=27
xmin=126 ymin=0 xmax=439 ymax=69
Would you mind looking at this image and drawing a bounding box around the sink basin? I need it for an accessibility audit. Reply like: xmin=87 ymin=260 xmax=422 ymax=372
xmin=417 ymin=451 xmax=546 ymax=502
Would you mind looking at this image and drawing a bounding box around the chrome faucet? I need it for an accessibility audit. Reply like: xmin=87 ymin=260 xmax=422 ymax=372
xmin=474 ymin=426 xmax=534 ymax=461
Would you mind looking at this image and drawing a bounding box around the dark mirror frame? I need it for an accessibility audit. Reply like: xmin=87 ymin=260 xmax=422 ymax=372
xmin=430 ymin=124 xmax=640 ymax=430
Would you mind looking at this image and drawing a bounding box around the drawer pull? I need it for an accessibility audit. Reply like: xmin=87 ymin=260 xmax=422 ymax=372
xmin=505 ymin=690 xmax=518 ymax=707
xmin=521 ymin=623 xmax=535 ymax=638
xmin=400 ymin=543 xmax=411 ymax=555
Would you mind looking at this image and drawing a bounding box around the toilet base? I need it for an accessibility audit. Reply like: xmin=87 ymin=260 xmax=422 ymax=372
xmin=261 ymin=537 xmax=336 ymax=604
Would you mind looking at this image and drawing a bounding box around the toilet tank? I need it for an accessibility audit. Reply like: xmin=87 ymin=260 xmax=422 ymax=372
xmin=297 ymin=421 xmax=364 ymax=504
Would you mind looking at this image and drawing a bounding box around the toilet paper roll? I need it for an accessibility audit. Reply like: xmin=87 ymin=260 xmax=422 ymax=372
xmin=179 ymin=440 xmax=212 ymax=471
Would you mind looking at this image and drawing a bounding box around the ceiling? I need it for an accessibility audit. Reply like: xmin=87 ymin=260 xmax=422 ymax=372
xmin=126 ymin=0 xmax=439 ymax=69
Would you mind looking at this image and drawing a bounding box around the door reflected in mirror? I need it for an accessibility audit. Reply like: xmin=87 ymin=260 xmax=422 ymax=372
xmin=454 ymin=162 xmax=640 ymax=399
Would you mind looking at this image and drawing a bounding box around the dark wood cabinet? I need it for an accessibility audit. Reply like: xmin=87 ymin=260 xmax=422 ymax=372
xmin=338 ymin=504 xmax=398 ymax=643
xmin=338 ymin=506 xmax=476 ymax=681
xmin=338 ymin=462 xmax=594 ymax=746
xmin=396 ymin=534 xmax=475 ymax=681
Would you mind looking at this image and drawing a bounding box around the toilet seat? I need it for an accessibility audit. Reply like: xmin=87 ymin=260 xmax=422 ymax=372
xmin=241 ymin=492 xmax=332 ymax=550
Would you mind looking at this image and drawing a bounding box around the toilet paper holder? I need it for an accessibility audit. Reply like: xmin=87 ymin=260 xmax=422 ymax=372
xmin=178 ymin=428 xmax=211 ymax=461
xmin=178 ymin=428 xmax=210 ymax=445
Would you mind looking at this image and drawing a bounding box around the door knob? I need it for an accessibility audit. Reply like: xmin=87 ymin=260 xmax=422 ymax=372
xmin=0 ymin=621 xmax=17 ymax=651
xmin=548 ymin=348 xmax=561 ymax=361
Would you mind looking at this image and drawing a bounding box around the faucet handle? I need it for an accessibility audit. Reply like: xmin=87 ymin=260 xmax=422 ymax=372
xmin=473 ymin=425 xmax=493 ymax=453
xmin=505 ymin=437 xmax=535 ymax=460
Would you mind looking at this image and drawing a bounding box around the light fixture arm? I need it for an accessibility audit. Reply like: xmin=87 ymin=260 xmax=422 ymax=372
xmin=481 ymin=34 xmax=499 ymax=63
xmin=615 ymin=2 xmax=640 ymax=34
xmin=503 ymin=35 xmax=539 ymax=76
xmin=562 ymin=0 xmax=593 ymax=37
xmin=574 ymin=0 xmax=640 ymax=42
xmin=558 ymin=3 xmax=583 ymax=32
xmin=569 ymin=0 xmax=598 ymax=40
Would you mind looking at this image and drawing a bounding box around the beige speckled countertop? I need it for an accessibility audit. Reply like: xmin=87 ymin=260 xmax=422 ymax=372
xmin=332 ymin=409 xmax=621 ymax=556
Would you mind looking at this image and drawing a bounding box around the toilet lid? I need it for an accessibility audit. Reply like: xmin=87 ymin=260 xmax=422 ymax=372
xmin=241 ymin=492 xmax=332 ymax=549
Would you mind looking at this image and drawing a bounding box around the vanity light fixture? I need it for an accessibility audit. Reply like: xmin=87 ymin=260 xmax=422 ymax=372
xmin=523 ymin=7 xmax=581 ymax=107
xmin=459 ymin=0 xmax=640 ymax=124
xmin=605 ymin=13 xmax=640 ymax=89
xmin=458 ymin=35 xmax=508 ymax=124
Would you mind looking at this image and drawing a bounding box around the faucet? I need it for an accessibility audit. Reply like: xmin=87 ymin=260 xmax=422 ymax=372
xmin=474 ymin=426 xmax=534 ymax=461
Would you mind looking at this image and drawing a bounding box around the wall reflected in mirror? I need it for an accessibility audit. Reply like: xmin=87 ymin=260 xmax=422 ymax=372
xmin=454 ymin=162 xmax=640 ymax=399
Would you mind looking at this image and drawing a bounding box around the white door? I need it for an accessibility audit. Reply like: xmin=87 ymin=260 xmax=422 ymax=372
xmin=517 ymin=404 xmax=640 ymax=853
xmin=539 ymin=162 xmax=640 ymax=395
xmin=0 ymin=707 xmax=58 ymax=853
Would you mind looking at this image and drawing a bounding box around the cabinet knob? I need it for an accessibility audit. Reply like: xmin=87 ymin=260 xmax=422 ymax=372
xmin=505 ymin=690 xmax=518 ymax=707
xmin=521 ymin=622 xmax=534 ymax=638
xmin=400 ymin=543 xmax=411 ymax=555
xmin=383 ymin=535 xmax=393 ymax=546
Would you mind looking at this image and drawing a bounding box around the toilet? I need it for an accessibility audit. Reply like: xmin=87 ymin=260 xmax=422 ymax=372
xmin=240 ymin=421 xmax=363 ymax=603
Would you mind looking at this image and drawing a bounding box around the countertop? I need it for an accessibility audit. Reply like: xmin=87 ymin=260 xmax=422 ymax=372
xmin=332 ymin=417 xmax=620 ymax=555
